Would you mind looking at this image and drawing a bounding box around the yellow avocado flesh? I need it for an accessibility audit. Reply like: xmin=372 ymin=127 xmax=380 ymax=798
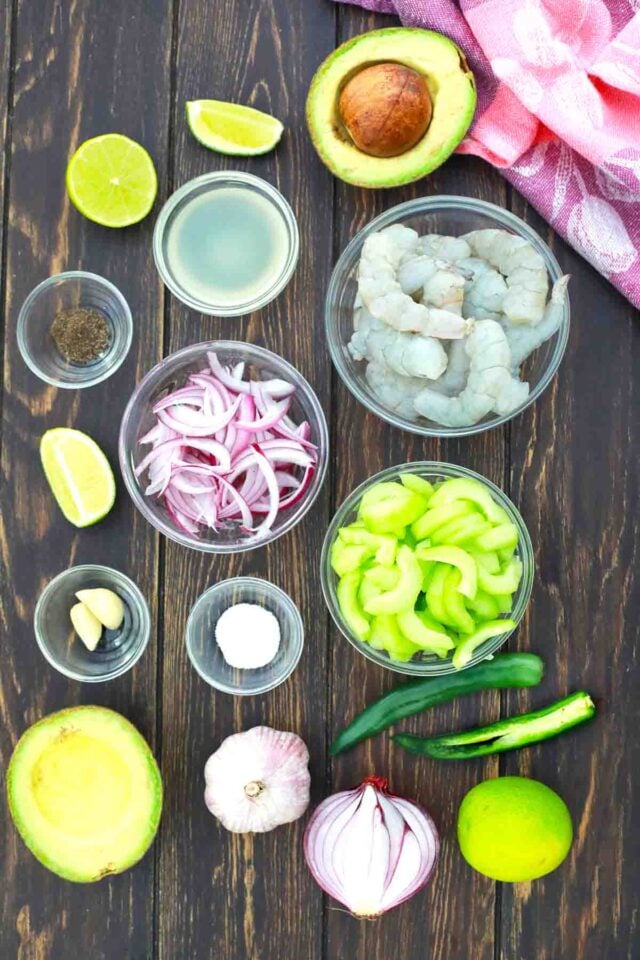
xmin=306 ymin=28 xmax=476 ymax=188
xmin=8 ymin=706 xmax=162 ymax=882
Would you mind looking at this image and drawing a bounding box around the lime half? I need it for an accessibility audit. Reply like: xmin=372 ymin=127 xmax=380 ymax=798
xmin=186 ymin=100 xmax=283 ymax=156
xmin=40 ymin=428 xmax=116 ymax=527
xmin=66 ymin=134 xmax=157 ymax=227
xmin=457 ymin=776 xmax=573 ymax=883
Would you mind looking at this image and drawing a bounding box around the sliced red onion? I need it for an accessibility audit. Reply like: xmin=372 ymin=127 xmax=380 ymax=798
xmin=303 ymin=777 xmax=439 ymax=918
xmin=136 ymin=355 xmax=318 ymax=539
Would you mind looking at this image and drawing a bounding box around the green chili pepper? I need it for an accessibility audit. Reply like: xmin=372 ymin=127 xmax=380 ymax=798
xmin=329 ymin=652 xmax=544 ymax=755
xmin=393 ymin=691 xmax=595 ymax=759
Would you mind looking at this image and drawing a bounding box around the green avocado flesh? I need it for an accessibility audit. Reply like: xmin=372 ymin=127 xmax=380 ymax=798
xmin=306 ymin=28 xmax=476 ymax=188
xmin=7 ymin=706 xmax=162 ymax=882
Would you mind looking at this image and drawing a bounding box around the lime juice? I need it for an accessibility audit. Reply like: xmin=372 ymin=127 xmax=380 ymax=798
xmin=164 ymin=185 xmax=290 ymax=309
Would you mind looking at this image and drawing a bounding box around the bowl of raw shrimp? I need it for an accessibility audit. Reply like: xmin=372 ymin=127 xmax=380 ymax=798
xmin=325 ymin=196 xmax=570 ymax=437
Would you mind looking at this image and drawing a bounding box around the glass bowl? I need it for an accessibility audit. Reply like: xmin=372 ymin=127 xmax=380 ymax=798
xmin=17 ymin=271 xmax=133 ymax=389
xmin=325 ymin=196 xmax=570 ymax=437
xmin=119 ymin=340 xmax=329 ymax=553
xmin=185 ymin=577 xmax=304 ymax=695
xmin=320 ymin=462 xmax=534 ymax=676
xmin=153 ymin=171 xmax=299 ymax=316
xmin=34 ymin=565 xmax=151 ymax=682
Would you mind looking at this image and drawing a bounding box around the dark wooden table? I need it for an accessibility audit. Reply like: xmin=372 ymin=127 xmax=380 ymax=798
xmin=1 ymin=2 xmax=638 ymax=958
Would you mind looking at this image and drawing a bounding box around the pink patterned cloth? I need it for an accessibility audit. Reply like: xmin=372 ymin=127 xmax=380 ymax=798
xmin=335 ymin=0 xmax=640 ymax=308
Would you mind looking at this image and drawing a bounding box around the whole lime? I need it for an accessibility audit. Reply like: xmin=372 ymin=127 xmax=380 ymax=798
xmin=457 ymin=776 xmax=573 ymax=882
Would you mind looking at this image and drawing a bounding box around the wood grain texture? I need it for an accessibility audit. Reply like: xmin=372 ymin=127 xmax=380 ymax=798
xmin=0 ymin=2 xmax=171 ymax=958
xmin=155 ymin=2 xmax=335 ymax=959
xmin=0 ymin=1 xmax=638 ymax=958
xmin=499 ymin=200 xmax=640 ymax=960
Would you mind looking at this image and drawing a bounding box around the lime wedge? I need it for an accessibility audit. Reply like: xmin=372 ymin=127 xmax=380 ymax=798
xmin=66 ymin=134 xmax=157 ymax=228
xmin=40 ymin=428 xmax=116 ymax=527
xmin=186 ymin=100 xmax=284 ymax=155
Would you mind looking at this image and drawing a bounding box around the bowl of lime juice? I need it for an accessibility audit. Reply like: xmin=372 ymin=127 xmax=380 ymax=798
xmin=153 ymin=171 xmax=299 ymax=316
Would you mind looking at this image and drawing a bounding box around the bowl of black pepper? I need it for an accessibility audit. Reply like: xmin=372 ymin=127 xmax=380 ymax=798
xmin=17 ymin=271 xmax=133 ymax=389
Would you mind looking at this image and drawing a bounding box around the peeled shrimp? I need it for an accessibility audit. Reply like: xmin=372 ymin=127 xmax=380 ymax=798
xmin=463 ymin=229 xmax=549 ymax=326
xmin=418 ymin=235 xmax=472 ymax=262
xmin=358 ymin=228 xmax=474 ymax=340
xmin=349 ymin=308 xmax=448 ymax=380
xmin=398 ymin=256 xmax=466 ymax=316
xmin=434 ymin=338 xmax=470 ymax=396
xmin=365 ymin=361 xmax=425 ymax=422
xmin=414 ymin=320 xmax=529 ymax=427
xmin=501 ymin=275 xmax=569 ymax=370
xmin=459 ymin=257 xmax=508 ymax=322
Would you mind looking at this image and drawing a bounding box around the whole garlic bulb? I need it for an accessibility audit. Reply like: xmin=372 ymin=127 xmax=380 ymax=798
xmin=204 ymin=726 xmax=311 ymax=833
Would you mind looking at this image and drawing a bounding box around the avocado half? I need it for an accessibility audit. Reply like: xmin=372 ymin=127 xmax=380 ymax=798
xmin=306 ymin=28 xmax=476 ymax=188
xmin=7 ymin=705 xmax=162 ymax=882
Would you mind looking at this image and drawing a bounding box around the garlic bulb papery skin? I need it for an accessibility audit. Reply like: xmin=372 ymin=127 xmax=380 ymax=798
xmin=303 ymin=776 xmax=440 ymax=917
xmin=204 ymin=726 xmax=311 ymax=833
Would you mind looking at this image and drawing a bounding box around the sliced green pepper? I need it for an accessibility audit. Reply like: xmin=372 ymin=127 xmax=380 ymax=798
xmin=425 ymin=563 xmax=454 ymax=626
xmin=337 ymin=524 xmax=397 ymax=566
xmin=470 ymin=550 xmax=501 ymax=574
xmin=493 ymin=592 xmax=513 ymax=614
xmin=369 ymin=615 xmax=421 ymax=662
xmin=411 ymin=500 xmax=475 ymax=541
xmin=430 ymin=513 xmax=493 ymax=548
xmin=359 ymin=483 xmax=426 ymax=534
xmin=442 ymin=569 xmax=476 ymax=634
xmin=397 ymin=608 xmax=454 ymax=655
xmin=330 ymin=652 xmax=545 ymax=754
xmin=415 ymin=545 xmax=477 ymax=598
xmin=428 ymin=477 xmax=510 ymax=526
xmin=473 ymin=523 xmax=519 ymax=553
xmin=465 ymin=589 xmax=500 ymax=620
xmin=452 ymin=618 xmax=516 ymax=669
xmin=400 ymin=474 xmax=434 ymax=501
xmin=331 ymin=541 xmax=374 ymax=577
xmin=336 ymin=571 xmax=370 ymax=640
xmin=393 ymin=692 xmax=596 ymax=759
xmin=477 ymin=557 xmax=523 ymax=596
xmin=363 ymin=545 xmax=423 ymax=616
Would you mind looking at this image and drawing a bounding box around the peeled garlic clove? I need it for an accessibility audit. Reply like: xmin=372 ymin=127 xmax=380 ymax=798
xmin=204 ymin=726 xmax=310 ymax=833
xmin=70 ymin=602 xmax=102 ymax=651
xmin=75 ymin=588 xmax=125 ymax=630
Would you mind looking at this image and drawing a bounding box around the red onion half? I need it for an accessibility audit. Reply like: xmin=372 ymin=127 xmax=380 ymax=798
xmin=135 ymin=352 xmax=317 ymax=539
xmin=303 ymin=776 xmax=439 ymax=917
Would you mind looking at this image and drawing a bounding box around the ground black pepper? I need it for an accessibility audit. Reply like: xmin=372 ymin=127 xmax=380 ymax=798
xmin=50 ymin=307 xmax=111 ymax=364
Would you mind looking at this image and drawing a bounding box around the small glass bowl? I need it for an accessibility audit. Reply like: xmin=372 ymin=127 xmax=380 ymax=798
xmin=17 ymin=271 xmax=133 ymax=389
xmin=119 ymin=340 xmax=329 ymax=553
xmin=153 ymin=171 xmax=300 ymax=316
xmin=325 ymin=196 xmax=570 ymax=437
xmin=34 ymin=565 xmax=151 ymax=682
xmin=185 ymin=577 xmax=304 ymax=695
xmin=320 ymin=462 xmax=534 ymax=676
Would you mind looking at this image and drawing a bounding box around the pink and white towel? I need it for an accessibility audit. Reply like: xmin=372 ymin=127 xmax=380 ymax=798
xmin=335 ymin=0 xmax=640 ymax=308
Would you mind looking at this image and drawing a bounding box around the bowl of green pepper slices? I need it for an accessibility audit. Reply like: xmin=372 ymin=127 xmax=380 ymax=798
xmin=321 ymin=462 xmax=534 ymax=675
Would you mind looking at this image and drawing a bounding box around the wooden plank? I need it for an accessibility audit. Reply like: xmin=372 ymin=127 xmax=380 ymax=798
xmin=324 ymin=8 xmax=508 ymax=960
xmin=0 ymin=2 xmax=172 ymax=958
xmin=499 ymin=199 xmax=640 ymax=960
xmin=0 ymin=0 xmax=13 ymax=315
xmin=156 ymin=2 xmax=336 ymax=958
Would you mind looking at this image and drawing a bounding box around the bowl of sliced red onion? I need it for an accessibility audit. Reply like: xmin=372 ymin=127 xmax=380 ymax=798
xmin=119 ymin=341 xmax=328 ymax=553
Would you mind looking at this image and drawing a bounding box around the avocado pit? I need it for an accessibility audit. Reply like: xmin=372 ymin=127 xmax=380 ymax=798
xmin=338 ymin=62 xmax=432 ymax=158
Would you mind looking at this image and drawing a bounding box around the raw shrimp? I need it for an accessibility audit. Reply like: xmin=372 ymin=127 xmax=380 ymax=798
xmin=398 ymin=256 xmax=466 ymax=315
xmin=414 ymin=320 xmax=529 ymax=427
xmin=358 ymin=228 xmax=474 ymax=339
xmin=349 ymin=308 xmax=448 ymax=380
xmin=502 ymin=275 xmax=569 ymax=370
xmin=463 ymin=229 xmax=549 ymax=326
xmin=459 ymin=257 xmax=508 ymax=322
xmin=434 ymin=338 xmax=470 ymax=396
xmin=365 ymin=361 xmax=425 ymax=421
xmin=418 ymin=235 xmax=472 ymax=262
